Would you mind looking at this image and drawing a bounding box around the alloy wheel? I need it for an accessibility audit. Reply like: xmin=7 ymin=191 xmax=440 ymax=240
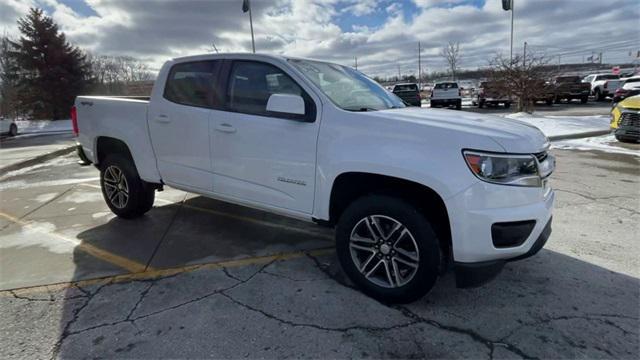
xmin=349 ymin=215 xmax=420 ymax=288
xmin=103 ymin=165 xmax=129 ymax=209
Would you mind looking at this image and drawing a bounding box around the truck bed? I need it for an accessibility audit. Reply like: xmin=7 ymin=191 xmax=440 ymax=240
xmin=74 ymin=95 xmax=161 ymax=183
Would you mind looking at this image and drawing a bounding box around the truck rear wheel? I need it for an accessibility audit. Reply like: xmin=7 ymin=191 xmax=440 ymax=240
xmin=455 ymin=100 xmax=462 ymax=110
xmin=335 ymin=195 xmax=440 ymax=303
xmin=100 ymin=154 xmax=155 ymax=219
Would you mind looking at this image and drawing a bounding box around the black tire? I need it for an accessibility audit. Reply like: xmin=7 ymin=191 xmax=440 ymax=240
xmin=455 ymin=100 xmax=462 ymax=110
xmin=545 ymin=98 xmax=553 ymax=106
xmin=580 ymin=96 xmax=588 ymax=104
xmin=504 ymin=102 xmax=511 ymax=109
xmin=615 ymin=134 xmax=638 ymax=143
xmin=554 ymin=96 xmax=562 ymax=104
xmin=336 ymin=195 xmax=441 ymax=304
xmin=100 ymin=154 xmax=155 ymax=219
xmin=8 ymin=123 xmax=17 ymax=136
xmin=478 ymin=99 xmax=485 ymax=108
xmin=594 ymin=89 xmax=604 ymax=101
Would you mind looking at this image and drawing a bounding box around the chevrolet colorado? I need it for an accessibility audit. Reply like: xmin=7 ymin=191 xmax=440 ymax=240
xmin=73 ymin=53 xmax=555 ymax=303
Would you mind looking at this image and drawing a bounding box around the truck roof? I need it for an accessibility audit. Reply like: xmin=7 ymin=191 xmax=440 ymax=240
xmin=170 ymin=52 xmax=339 ymax=67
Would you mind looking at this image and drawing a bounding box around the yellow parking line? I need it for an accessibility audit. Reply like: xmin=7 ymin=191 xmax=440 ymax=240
xmin=1 ymin=247 xmax=335 ymax=297
xmin=0 ymin=211 xmax=151 ymax=274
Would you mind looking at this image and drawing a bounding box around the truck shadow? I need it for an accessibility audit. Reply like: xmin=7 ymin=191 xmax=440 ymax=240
xmin=50 ymin=195 xmax=639 ymax=358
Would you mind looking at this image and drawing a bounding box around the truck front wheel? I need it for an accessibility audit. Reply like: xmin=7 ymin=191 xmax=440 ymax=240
xmin=100 ymin=154 xmax=155 ymax=219
xmin=335 ymin=195 xmax=440 ymax=303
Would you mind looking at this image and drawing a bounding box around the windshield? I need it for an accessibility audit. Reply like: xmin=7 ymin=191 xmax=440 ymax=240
xmin=289 ymin=59 xmax=405 ymax=111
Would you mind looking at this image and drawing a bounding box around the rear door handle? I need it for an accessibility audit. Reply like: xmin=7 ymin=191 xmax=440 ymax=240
xmin=155 ymin=115 xmax=171 ymax=124
xmin=215 ymin=123 xmax=236 ymax=133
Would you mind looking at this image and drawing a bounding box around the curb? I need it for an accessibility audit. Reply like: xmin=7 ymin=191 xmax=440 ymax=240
xmin=0 ymin=145 xmax=77 ymax=177
xmin=548 ymin=130 xmax=611 ymax=142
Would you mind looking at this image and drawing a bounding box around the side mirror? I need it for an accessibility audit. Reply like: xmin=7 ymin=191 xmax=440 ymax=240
xmin=266 ymin=94 xmax=305 ymax=116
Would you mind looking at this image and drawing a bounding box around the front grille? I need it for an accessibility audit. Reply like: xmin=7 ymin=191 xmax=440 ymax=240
xmin=620 ymin=112 xmax=640 ymax=128
xmin=533 ymin=151 xmax=548 ymax=163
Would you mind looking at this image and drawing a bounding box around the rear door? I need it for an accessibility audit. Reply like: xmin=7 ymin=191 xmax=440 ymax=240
xmin=148 ymin=60 xmax=221 ymax=191
xmin=210 ymin=59 xmax=320 ymax=214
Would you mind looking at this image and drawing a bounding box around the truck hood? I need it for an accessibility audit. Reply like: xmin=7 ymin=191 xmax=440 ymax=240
xmin=368 ymin=107 xmax=549 ymax=153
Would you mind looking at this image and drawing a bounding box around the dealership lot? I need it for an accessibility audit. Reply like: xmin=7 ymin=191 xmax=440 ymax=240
xmin=0 ymin=146 xmax=638 ymax=359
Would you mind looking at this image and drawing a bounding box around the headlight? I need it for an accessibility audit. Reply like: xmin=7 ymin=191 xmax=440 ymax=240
xmin=463 ymin=150 xmax=541 ymax=187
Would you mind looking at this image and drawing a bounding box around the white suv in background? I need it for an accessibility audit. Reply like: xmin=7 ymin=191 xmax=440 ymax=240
xmin=430 ymin=82 xmax=462 ymax=109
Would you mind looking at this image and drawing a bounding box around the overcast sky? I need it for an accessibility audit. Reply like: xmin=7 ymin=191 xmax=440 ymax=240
xmin=1 ymin=0 xmax=639 ymax=77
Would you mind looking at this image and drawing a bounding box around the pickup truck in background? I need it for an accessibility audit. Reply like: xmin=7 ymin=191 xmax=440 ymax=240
xmin=430 ymin=82 xmax=462 ymax=109
xmin=73 ymin=53 xmax=555 ymax=303
xmin=550 ymin=76 xmax=591 ymax=104
xmin=391 ymin=83 xmax=422 ymax=106
xmin=613 ymin=76 xmax=640 ymax=103
xmin=582 ymin=73 xmax=621 ymax=101
xmin=474 ymin=81 xmax=512 ymax=108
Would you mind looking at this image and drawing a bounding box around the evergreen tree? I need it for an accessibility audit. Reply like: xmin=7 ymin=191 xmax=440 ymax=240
xmin=0 ymin=36 xmax=20 ymax=116
xmin=10 ymin=8 xmax=89 ymax=119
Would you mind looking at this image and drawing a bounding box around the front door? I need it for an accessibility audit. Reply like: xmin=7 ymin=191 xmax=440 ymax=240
xmin=211 ymin=60 xmax=320 ymax=214
xmin=148 ymin=60 xmax=221 ymax=191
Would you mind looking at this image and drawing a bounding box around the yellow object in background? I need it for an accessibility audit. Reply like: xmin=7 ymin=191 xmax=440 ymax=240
xmin=611 ymin=95 xmax=640 ymax=129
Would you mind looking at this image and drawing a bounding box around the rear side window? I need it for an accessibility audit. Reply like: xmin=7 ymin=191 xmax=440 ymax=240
xmin=435 ymin=83 xmax=458 ymax=89
xmin=164 ymin=61 xmax=220 ymax=108
xmin=226 ymin=61 xmax=305 ymax=116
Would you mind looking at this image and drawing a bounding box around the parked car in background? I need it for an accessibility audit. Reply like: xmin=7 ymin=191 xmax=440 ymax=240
xmin=73 ymin=53 xmax=555 ymax=303
xmin=610 ymin=95 xmax=640 ymax=143
xmin=582 ymin=74 xmax=621 ymax=101
xmin=613 ymin=76 xmax=640 ymax=103
xmin=430 ymin=82 xmax=462 ymax=109
xmin=392 ymin=83 xmax=422 ymax=106
xmin=550 ymin=76 xmax=590 ymax=103
xmin=0 ymin=116 xmax=18 ymax=137
xmin=474 ymin=81 xmax=511 ymax=108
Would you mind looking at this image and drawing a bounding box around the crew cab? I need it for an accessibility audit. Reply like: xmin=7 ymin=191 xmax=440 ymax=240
xmin=582 ymin=74 xmax=621 ymax=101
xmin=391 ymin=83 xmax=422 ymax=106
xmin=73 ymin=53 xmax=555 ymax=303
xmin=430 ymin=82 xmax=462 ymax=109
xmin=550 ymin=76 xmax=591 ymax=104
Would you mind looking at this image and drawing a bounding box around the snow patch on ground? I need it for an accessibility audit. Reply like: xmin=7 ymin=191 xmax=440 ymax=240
xmin=0 ymin=156 xmax=76 ymax=181
xmin=503 ymin=113 xmax=610 ymax=138
xmin=0 ymin=221 xmax=77 ymax=254
xmin=34 ymin=192 xmax=59 ymax=203
xmin=60 ymin=191 xmax=104 ymax=204
xmin=14 ymin=119 xmax=72 ymax=134
xmin=552 ymin=135 xmax=640 ymax=156
xmin=0 ymin=177 xmax=100 ymax=191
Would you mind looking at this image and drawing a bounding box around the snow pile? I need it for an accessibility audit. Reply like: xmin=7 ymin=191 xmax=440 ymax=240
xmin=552 ymin=135 xmax=640 ymax=157
xmin=15 ymin=119 xmax=72 ymax=134
xmin=503 ymin=113 xmax=610 ymax=138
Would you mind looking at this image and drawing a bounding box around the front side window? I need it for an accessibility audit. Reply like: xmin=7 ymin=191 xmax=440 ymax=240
xmin=164 ymin=61 xmax=220 ymax=108
xmin=226 ymin=61 xmax=304 ymax=116
xmin=289 ymin=59 xmax=405 ymax=111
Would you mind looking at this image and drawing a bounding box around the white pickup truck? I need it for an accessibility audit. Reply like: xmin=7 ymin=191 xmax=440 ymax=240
xmin=73 ymin=53 xmax=555 ymax=303
xmin=582 ymin=73 xmax=622 ymax=101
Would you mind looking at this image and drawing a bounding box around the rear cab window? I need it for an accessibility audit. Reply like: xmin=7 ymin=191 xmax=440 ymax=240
xmin=434 ymin=82 xmax=458 ymax=90
xmin=163 ymin=61 xmax=221 ymax=108
xmin=393 ymin=84 xmax=418 ymax=92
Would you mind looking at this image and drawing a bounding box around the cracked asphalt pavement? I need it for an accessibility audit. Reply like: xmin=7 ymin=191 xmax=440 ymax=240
xmin=0 ymin=148 xmax=638 ymax=359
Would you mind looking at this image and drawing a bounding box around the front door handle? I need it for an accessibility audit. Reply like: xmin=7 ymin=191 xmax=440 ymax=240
xmin=155 ymin=115 xmax=171 ymax=124
xmin=215 ymin=123 xmax=237 ymax=133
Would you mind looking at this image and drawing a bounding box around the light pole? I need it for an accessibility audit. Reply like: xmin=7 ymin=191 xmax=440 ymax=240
xmin=502 ymin=0 xmax=514 ymax=63
xmin=242 ymin=0 xmax=256 ymax=53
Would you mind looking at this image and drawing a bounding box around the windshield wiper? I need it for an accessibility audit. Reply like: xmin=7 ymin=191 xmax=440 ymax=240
xmin=344 ymin=107 xmax=378 ymax=112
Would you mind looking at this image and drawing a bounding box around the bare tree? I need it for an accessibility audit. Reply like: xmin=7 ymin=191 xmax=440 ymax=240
xmin=486 ymin=52 xmax=554 ymax=112
xmin=440 ymin=41 xmax=460 ymax=80
xmin=86 ymin=54 xmax=153 ymax=94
